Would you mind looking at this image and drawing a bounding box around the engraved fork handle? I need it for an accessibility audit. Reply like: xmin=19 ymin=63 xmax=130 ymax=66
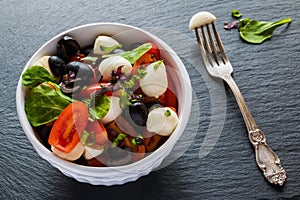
xmin=223 ymin=74 xmax=286 ymax=186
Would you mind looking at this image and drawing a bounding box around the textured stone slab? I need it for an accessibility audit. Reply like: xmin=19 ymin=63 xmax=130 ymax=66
xmin=1 ymin=0 xmax=300 ymax=199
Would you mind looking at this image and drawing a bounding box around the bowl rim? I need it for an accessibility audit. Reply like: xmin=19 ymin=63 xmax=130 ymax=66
xmin=16 ymin=22 xmax=192 ymax=175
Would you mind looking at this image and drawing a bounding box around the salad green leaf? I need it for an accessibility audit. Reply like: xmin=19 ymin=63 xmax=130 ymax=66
xmin=239 ymin=18 xmax=291 ymax=44
xmin=104 ymin=43 xmax=152 ymax=64
xmin=25 ymin=82 xmax=72 ymax=127
xmin=22 ymin=65 xmax=57 ymax=88
xmin=89 ymin=94 xmax=110 ymax=120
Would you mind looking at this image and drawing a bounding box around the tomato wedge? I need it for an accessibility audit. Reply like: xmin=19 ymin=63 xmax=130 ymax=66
xmin=48 ymin=102 xmax=88 ymax=153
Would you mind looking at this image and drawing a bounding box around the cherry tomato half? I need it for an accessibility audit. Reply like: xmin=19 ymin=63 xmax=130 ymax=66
xmin=48 ymin=102 xmax=88 ymax=153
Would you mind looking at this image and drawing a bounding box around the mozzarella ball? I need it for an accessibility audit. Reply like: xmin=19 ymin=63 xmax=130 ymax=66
xmin=189 ymin=11 xmax=216 ymax=30
xmin=83 ymin=146 xmax=104 ymax=160
xmin=146 ymin=107 xmax=179 ymax=136
xmin=98 ymin=56 xmax=132 ymax=81
xmin=101 ymin=96 xmax=123 ymax=124
xmin=51 ymin=142 xmax=85 ymax=161
xmin=139 ymin=61 xmax=168 ymax=98
xmin=93 ymin=36 xmax=121 ymax=55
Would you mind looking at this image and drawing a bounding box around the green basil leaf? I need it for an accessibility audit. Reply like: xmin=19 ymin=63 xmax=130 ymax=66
xmin=25 ymin=82 xmax=72 ymax=127
xmin=81 ymin=130 xmax=95 ymax=146
xmin=80 ymin=56 xmax=98 ymax=64
xmin=113 ymin=133 xmax=127 ymax=146
xmin=165 ymin=109 xmax=171 ymax=117
xmin=103 ymin=43 xmax=152 ymax=64
xmin=22 ymin=65 xmax=57 ymax=88
xmin=231 ymin=10 xmax=242 ymax=19
xmin=119 ymin=89 xmax=129 ymax=109
xmin=100 ymin=44 xmax=122 ymax=53
xmin=154 ymin=60 xmax=164 ymax=70
xmin=89 ymin=95 xmax=110 ymax=119
xmin=239 ymin=18 xmax=291 ymax=44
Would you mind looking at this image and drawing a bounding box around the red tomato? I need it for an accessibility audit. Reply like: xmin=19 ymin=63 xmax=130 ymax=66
xmin=158 ymin=76 xmax=178 ymax=110
xmin=48 ymin=102 xmax=88 ymax=153
xmin=77 ymin=82 xmax=112 ymax=99
xmin=85 ymin=120 xmax=108 ymax=148
xmin=148 ymin=43 xmax=160 ymax=60
xmin=69 ymin=53 xmax=85 ymax=62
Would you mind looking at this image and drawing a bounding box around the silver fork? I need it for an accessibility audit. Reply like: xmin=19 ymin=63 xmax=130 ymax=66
xmin=190 ymin=12 xmax=286 ymax=186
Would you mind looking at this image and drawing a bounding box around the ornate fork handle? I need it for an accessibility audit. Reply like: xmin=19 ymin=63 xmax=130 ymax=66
xmin=223 ymin=74 xmax=286 ymax=186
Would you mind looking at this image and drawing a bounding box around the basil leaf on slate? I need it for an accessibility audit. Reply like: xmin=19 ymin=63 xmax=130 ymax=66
xmin=232 ymin=10 xmax=242 ymax=19
xmin=239 ymin=18 xmax=291 ymax=44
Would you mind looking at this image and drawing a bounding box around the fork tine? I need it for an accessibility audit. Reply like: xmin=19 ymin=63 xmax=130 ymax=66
xmin=194 ymin=27 xmax=211 ymax=67
xmin=212 ymin=22 xmax=229 ymax=63
xmin=206 ymin=24 xmax=222 ymax=65
xmin=200 ymin=25 xmax=218 ymax=66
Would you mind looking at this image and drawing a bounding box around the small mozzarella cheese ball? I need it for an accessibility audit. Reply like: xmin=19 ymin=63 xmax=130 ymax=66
xmin=146 ymin=107 xmax=179 ymax=136
xmin=51 ymin=142 xmax=84 ymax=161
xmin=83 ymin=146 xmax=104 ymax=160
xmin=32 ymin=56 xmax=54 ymax=76
xmin=93 ymin=36 xmax=121 ymax=55
xmin=189 ymin=11 xmax=216 ymax=30
xmin=139 ymin=61 xmax=168 ymax=98
xmin=98 ymin=56 xmax=132 ymax=81
xmin=101 ymin=96 xmax=123 ymax=124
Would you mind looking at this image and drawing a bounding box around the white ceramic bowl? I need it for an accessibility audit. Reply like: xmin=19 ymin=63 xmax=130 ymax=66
xmin=16 ymin=23 xmax=192 ymax=185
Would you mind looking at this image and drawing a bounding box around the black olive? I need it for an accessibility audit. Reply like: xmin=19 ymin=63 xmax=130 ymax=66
xmin=81 ymin=44 xmax=94 ymax=56
xmin=48 ymin=56 xmax=65 ymax=77
xmin=60 ymin=62 xmax=95 ymax=95
xmin=64 ymin=61 xmax=94 ymax=82
xmin=145 ymin=100 xmax=162 ymax=111
xmin=57 ymin=36 xmax=81 ymax=61
xmin=60 ymin=78 xmax=81 ymax=95
xmin=134 ymin=136 xmax=144 ymax=145
xmin=122 ymin=101 xmax=148 ymax=128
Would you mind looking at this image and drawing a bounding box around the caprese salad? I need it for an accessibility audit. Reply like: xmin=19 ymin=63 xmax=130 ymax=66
xmin=22 ymin=34 xmax=179 ymax=167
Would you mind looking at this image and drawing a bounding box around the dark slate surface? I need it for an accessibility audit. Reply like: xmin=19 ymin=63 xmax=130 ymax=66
xmin=1 ymin=0 xmax=300 ymax=199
